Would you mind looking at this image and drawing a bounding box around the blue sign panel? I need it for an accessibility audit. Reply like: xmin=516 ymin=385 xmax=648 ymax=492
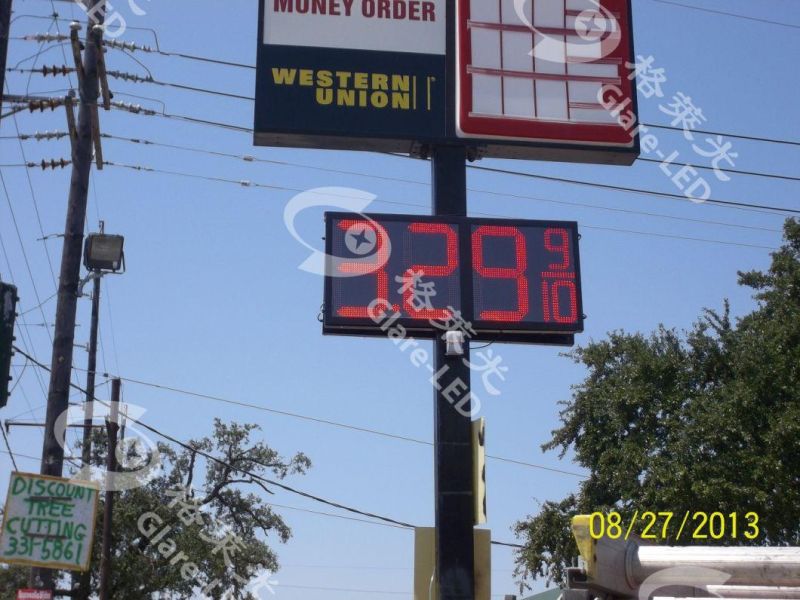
xmin=255 ymin=0 xmax=448 ymax=152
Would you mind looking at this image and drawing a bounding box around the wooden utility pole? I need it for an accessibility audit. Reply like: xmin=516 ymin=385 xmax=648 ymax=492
xmin=0 ymin=0 xmax=12 ymax=120
xmin=34 ymin=0 xmax=104 ymax=591
xmin=73 ymin=267 xmax=101 ymax=599
xmin=98 ymin=378 xmax=120 ymax=600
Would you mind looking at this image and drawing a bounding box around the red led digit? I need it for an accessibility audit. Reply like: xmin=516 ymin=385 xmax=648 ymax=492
xmin=472 ymin=226 xmax=529 ymax=322
xmin=544 ymin=228 xmax=571 ymax=271
xmin=542 ymin=282 xmax=550 ymax=322
xmin=542 ymin=228 xmax=578 ymax=324
xmin=550 ymin=280 xmax=578 ymax=323
xmin=403 ymin=222 xmax=458 ymax=320
xmin=336 ymin=219 xmax=399 ymax=318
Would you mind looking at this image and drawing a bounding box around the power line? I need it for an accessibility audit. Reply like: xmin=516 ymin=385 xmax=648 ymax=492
xmin=106 ymin=99 xmax=252 ymax=132
xmin=11 ymin=27 xmax=800 ymax=148
xmin=645 ymin=123 xmax=800 ymax=149
xmin=490 ymin=540 xmax=525 ymax=549
xmin=577 ymin=223 xmax=773 ymax=250
xmin=473 ymin=187 xmax=780 ymax=233
xmin=0 ymin=169 xmax=55 ymax=346
xmin=649 ymin=0 xmax=800 ymax=30
xmin=106 ymin=39 xmax=256 ymax=70
xmin=18 ymin=346 xmax=418 ymax=529
xmin=468 ymin=164 xmax=800 ymax=216
xmin=636 ymin=157 xmax=800 ymax=184
xmin=106 ymin=68 xmax=800 ymax=150
xmin=8 ymin=357 xmax=29 ymax=397
xmin=9 ymin=110 xmax=59 ymax=289
xmin=21 ymin=88 xmax=780 ymax=199
xmin=6 ymin=129 xmax=792 ymax=234
xmin=0 ymin=447 xmax=82 ymax=468
xmin=97 ymin=103 xmax=800 ymax=217
xmin=101 ymin=160 xmax=780 ymax=251
xmin=12 ymin=13 xmax=70 ymax=98
xmin=14 ymin=20 xmax=257 ymax=70
xmin=266 ymin=501 xmax=409 ymax=530
xmin=4 ymin=402 xmax=49 ymax=421
xmin=0 ymin=448 xmax=35 ymax=465
xmin=99 ymin=58 xmax=800 ymax=164
xmin=20 ymin=74 xmax=786 ymax=160
xmin=106 ymin=70 xmax=253 ymax=101
xmin=11 ymin=66 xmax=255 ymax=101
xmin=5 ymin=98 xmax=88 ymax=411
xmin=128 ymin=78 xmax=800 ymax=150
xmin=5 ymin=128 xmax=794 ymax=228
xmin=0 ymin=87 xmax=64 ymax=406
xmin=1 ymin=426 xmax=19 ymax=470
xmin=0 ymin=436 xmax=405 ymax=530
xmin=0 ymin=231 xmax=47 ymax=416
xmin=81 ymin=369 xmax=588 ymax=479
xmin=119 ymin=129 xmax=800 ymax=187
xmin=17 ymin=346 xmax=525 ymax=548
xmin=43 ymin=0 xmax=76 ymax=93
xmin=153 ymin=50 xmax=254 ymax=70
xmin=95 ymin=132 xmax=782 ymax=234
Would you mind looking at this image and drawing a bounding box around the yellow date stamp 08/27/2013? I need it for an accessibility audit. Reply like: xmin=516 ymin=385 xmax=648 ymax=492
xmin=588 ymin=511 xmax=760 ymax=542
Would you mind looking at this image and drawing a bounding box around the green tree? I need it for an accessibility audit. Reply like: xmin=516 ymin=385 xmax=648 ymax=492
xmin=0 ymin=563 xmax=29 ymax=594
xmin=514 ymin=219 xmax=800 ymax=588
xmin=76 ymin=418 xmax=311 ymax=599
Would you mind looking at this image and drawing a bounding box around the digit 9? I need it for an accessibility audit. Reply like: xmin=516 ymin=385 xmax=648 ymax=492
xmin=472 ymin=225 xmax=529 ymax=322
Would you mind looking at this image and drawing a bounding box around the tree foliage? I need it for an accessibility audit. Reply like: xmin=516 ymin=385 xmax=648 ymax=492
xmin=0 ymin=563 xmax=29 ymax=593
xmin=514 ymin=219 xmax=800 ymax=588
xmin=75 ymin=419 xmax=311 ymax=599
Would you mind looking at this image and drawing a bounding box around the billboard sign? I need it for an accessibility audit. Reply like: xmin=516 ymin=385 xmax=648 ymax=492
xmin=254 ymin=0 xmax=448 ymax=152
xmin=255 ymin=0 xmax=638 ymax=163
xmin=324 ymin=212 xmax=583 ymax=345
xmin=0 ymin=473 xmax=99 ymax=571
xmin=456 ymin=0 xmax=638 ymax=161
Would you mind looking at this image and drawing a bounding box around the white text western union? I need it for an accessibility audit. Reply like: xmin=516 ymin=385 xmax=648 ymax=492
xmin=272 ymin=68 xmax=415 ymax=110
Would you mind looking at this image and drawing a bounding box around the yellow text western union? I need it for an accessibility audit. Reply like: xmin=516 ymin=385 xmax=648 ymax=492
xmin=272 ymin=68 xmax=417 ymax=110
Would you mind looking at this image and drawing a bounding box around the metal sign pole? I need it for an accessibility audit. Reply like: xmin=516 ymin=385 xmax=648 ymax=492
xmin=431 ymin=1 xmax=474 ymax=595
xmin=431 ymin=144 xmax=474 ymax=600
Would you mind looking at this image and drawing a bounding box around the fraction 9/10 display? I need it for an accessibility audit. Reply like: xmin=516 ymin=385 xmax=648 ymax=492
xmin=324 ymin=213 xmax=583 ymax=344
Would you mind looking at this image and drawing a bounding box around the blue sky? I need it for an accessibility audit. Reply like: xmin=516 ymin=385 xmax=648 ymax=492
xmin=1 ymin=0 xmax=799 ymax=598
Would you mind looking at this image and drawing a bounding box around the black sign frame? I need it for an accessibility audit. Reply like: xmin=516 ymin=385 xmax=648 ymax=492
xmin=323 ymin=212 xmax=583 ymax=346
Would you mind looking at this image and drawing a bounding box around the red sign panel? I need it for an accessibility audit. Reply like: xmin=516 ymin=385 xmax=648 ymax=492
xmin=456 ymin=0 xmax=637 ymax=162
xmin=17 ymin=591 xmax=54 ymax=600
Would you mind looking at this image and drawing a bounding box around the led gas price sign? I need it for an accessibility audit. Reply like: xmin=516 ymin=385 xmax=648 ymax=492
xmin=324 ymin=213 xmax=583 ymax=345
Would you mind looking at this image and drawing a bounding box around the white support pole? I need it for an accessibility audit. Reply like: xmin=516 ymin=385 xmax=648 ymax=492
xmin=705 ymin=586 xmax=800 ymax=599
xmin=571 ymin=516 xmax=800 ymax=599
xmin=631 ymin=547 xmax=800 ymax=588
